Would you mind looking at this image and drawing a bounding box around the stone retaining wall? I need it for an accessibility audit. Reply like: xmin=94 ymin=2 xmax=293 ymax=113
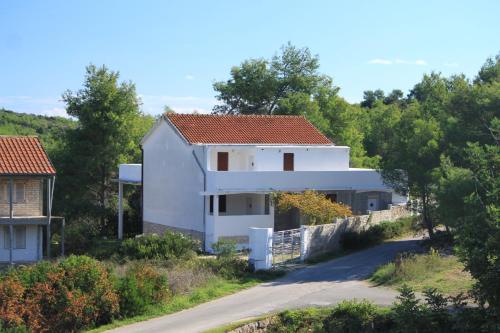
xmin=301 ymin=205 xmax=410 ymax=260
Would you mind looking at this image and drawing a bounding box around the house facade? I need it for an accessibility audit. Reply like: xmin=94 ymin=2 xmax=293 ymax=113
xmin=141 ymin=113 xmax=406 ymax=251
xmin=0 ymin=136 xmax=56 ymax=263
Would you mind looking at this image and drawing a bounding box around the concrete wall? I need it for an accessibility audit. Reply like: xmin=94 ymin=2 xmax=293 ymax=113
xmin=142 ymin=119 xmax=205 ymax=235
xmin=301 ymin=206 xmax=410 ymax=260
xmin=0 ymin=225 xmax=42 ymax=262
xmin=0 ymin=178 xmax=43 ymax=217
xmin=254 ymin=146 xmax=350 ymax=171
xmin=207 ymin=145 xmax=349 ymax=171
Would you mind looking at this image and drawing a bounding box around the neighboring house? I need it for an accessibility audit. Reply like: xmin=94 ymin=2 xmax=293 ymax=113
xmin=0 ymin=136 xmax=56 ymax=263
xmin=141 ymin=113 xmax=406 ymax=251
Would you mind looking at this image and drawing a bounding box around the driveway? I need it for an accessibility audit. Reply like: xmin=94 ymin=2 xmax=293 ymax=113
xmin=108 ymin=238 xmax=421 ymax=333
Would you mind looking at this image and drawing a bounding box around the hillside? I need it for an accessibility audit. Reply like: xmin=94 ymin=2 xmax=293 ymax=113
xmin=0 ymin=108 xmax=76 ymax=152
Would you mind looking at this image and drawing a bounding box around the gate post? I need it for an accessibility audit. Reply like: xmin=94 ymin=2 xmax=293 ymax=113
xmin=300 ymin=225 xmax=309 ymax=262
xmin=248 ymin=227 xmax=273 ymax=271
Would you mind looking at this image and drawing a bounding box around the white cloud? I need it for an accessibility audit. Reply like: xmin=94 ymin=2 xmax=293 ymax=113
xmin=444 ymin=62 xmax=459 ymax=67
xmin=185 ymin=74 xmax=195 ymax=80
xmin=39 ymin=107 xmax=69 ymax=117
xmin=368 ymin=58 xmax=392 ymax=65
xmin=0 ymin=95 xmax=70 ymax=117
xmin=369 ymin=58 xmax=427 ymax=66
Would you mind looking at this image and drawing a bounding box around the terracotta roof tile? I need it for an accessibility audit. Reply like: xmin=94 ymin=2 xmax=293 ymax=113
xmin=166 ymin=114 xmax=333 ymax=145
xmin=0 ymin=136 xmax=56 ymax=175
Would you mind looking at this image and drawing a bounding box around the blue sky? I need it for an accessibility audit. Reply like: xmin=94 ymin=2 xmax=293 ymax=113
xmin=0 ymin=0 xmax=498 ymax=117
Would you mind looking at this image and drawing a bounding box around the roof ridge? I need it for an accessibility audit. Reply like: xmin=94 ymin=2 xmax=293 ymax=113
xmin=165 ymin=113 xmax=306 ymax=118
xmin=0 ymin=135 xmax=41 ymax=138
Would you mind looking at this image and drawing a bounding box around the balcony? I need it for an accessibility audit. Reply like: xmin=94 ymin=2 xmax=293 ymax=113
xmin=205 ymin=168 xmax=391 ymax=194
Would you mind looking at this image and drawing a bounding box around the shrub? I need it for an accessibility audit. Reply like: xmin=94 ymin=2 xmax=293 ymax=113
xmin=0 ymin=256 xmax=119 ymax=332
xmin=119 ymin=232 xmax=198 ymax=260
xmin=212 ymin=239 xmax=237 ymax=259
xmin=275 ymin=190 xmax=352 ymax=225
xmin=323 ymin=300 xmax=381 ymax=333
xmin=200 ymin=257 xmax=250 ymax=280
xmin=268 ymin=308 xmax=329 ymax=333
xmin=117 ymin=263 xmax=169 ymax=317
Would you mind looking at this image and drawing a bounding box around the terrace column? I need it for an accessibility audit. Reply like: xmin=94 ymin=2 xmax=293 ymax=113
xmin=46 ymin=177 xmax=51 ymax=258
xmin=118 ymin=181 xmax=123 ymax=240
xmin=213 ymin=195 xmax=219 ymax=217
xmin=9 ymin=177 xmax=13 ymax=265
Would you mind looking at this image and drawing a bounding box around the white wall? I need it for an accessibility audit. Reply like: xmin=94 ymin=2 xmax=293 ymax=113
xmin=142 ymin=119 xmax=205 ymax=233
xmin=208 ymin=147 xmax=256 ymax=171
xmin=0 ymin=225 xmax=41 ymax=262
xmin=255 ymin=146 xmax=350 ymax=171
xmin=207 ymin=145 xmax=349 ymax=172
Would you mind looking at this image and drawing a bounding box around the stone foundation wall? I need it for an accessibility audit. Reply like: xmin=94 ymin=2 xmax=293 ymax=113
xmin=301 ymin=205 xmax=410 ymax=260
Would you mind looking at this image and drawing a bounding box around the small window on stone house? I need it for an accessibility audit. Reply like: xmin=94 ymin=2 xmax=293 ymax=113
xmin=15 ymin=182 xmax=25 ymax=203
xmin=0 ymin=182 xmax=6 ymax=202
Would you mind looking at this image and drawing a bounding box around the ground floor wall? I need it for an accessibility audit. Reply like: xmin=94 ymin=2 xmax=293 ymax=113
xmin=0 ymin=225 xmax=42 ymax=262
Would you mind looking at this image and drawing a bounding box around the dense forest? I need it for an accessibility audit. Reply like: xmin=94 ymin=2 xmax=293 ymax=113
xmin=0 ymin=108 xmax=76 ymax=153
xmin=0 ymin=46 xmax=498 ymax=320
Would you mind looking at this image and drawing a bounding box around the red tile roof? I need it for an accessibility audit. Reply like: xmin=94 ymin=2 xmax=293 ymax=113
xmin=166 ymin=113 xmax=333 ymax=145
xmin=0 ymin=136 xmax=56 ymax=175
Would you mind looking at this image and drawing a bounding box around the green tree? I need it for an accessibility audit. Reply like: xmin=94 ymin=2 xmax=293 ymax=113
xmin=56 ymin=64 xmax=153 ymax=233
xmin=213 ymin=42 xmax=334 ymax=116
xmin=382 ymin=102 xmax=443 ymax=236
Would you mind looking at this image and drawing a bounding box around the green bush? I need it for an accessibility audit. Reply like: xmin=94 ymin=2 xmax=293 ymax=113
xmin=119 ymin=232 xmax=198 ymax=260
xmin=211 ymin=239 xmax=237 ymax=259
xmin=323 ymin=300 xmax=382 ymax=332
xmin=0 ymin=255 xmax=119 ymax=332
xmin=117 ymin=263 xmax=169 ymax=317
xmin=200 ymin=257 xmax=250 ymax=280
xmin=268 ymin=308 xmax=329 ymax=333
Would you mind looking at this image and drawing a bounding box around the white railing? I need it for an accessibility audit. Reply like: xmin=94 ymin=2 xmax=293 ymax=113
xmin=206 ymin=169 xmax=391 ymax=193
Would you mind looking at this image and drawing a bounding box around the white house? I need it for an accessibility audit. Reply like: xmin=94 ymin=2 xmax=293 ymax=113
xmin=141 ymin=113 xmax=406 ymax=251
xmin=0 ymin=136 xmax=56 ymax=263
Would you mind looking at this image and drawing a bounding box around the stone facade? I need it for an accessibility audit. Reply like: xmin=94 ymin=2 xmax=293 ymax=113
xmin=301 ymin=205 xmax=411 ymax=260
xmin=0 ymin=178 xmax=43 ymax=217
xmin=143 ymin=220 xmax=204 ymax=243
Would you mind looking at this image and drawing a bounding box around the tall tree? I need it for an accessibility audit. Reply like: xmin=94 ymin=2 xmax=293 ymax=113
xmin=381 ymin=102 xmax=443 ymax=236
xmin=213 ymin=42 xmax=335 ymax=115
xmin=56 ymin=64 xmax=153 ymax=232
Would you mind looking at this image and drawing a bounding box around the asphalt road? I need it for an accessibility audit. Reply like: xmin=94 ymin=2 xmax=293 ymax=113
xmin=108 ymin=238 xmax=421 ymax=333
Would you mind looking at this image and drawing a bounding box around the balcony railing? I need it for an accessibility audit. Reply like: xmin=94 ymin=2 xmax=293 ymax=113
xmin=206 ymin=169 xmax=391 ymax=193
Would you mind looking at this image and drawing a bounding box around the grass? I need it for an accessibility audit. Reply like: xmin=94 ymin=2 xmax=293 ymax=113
xmin=370 ymin=249 xmax=474 ymax=295
xmin=87 ymin=275 xmax=272 ymax=332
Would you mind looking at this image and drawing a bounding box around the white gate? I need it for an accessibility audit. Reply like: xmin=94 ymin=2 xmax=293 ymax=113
xmin=271 ymin=228 xmax=301 ymax=266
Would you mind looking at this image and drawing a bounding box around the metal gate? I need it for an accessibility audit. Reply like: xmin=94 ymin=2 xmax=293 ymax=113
xmin=272 ymin=228 xmax=301 ymax=266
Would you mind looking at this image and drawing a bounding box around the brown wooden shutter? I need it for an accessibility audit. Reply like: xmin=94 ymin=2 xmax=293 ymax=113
xmin=283 ymin=153 xmax=294 ymax=171
xmin=217 ymin=152 xmax=229 ymax=171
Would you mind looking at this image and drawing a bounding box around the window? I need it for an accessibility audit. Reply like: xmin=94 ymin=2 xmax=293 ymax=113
xmin=219 ymin=195 xmax=226 ymax=213
xmin=217 ymin=152 xmax=229 ymax=171
xmin=3 ymin=226 xmax=26 ymax=249
xmin=209 ymin=195 xmax=227 ymax=214
xmin=0 ymin=182 xmax=6 ymax=202
xmin=283 ymin=153 xmax=294 ymax=171
xmin=15 ymin=182 xmax=25 ymax=203
xmin=326 ymin=193 xmax=337 ymax=203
